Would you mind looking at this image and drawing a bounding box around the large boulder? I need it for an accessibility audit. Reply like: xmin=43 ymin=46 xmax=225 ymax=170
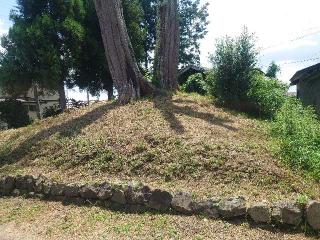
xmin=34 ymin=176 xmax=45 ymax=193
xmin=64 ymin=184 xmax=80 ymax=198
xmin=79 ymin=184 xmax=99 ymax=199
xmin=148 ymin=189 xmax=172 ymax=211
xmin=171 ymin=192 xmax=194 ymax=214
xmin=247 ymin=202 xmax=271 ymax=223
xmin=50 ymin=183 xmax=66 ymax=196
xmin=42 ymin=180 xmax=53 ymax=196
xmin=111 ymin=189 xmax=126 ymax=205
xmin=193 ymin=198 xmax=221 ymax=219
xmin=0 ymin=176 xmax=15 ymax=195
xmin=218 ymin=196 xmax=247 ymax=219
xmin=272 ymin=201 xmax=303 ymax=226
xmin=124 ymin=185 xmax=152 ymax=205
xmin=98 ymin=183 xmax=113 ymax=201
xmin=15 ymin=175 xmax=35 ymax=192
xmin=306 ymin=201 xmax=320 ymax=230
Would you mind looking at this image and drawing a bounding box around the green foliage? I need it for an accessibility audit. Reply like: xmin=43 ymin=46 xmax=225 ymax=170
xmin=248 ymin=72 xmax=288 ymax=118
xmin=139 ymin=0 xmax=157 ymax=68
xmin=181 ymin=73 xmax=207 ymax=95
xmin=209 ymin=27 xmax=258 ymax=103
xmin=71 ymin=0 xmax=112 ymax=95
xmin=271 ymin=98 xmax=320 ymax=180
xmin=0 ymin=100 xmax=31 ymax=128
xmin=296 ymin=194 xmax=310 ymax=206
xmin=122 ymin=0 xmax=146 ymax=64
xmin=179 ymin=0 xmax=209 ymax=67
xmin=205 ymin=70 xmax=216 ymax=97
xmin=0 ymin=0 xmax=86 ymax=96
xmin=266 ymin=61 xmax=281 ymax=79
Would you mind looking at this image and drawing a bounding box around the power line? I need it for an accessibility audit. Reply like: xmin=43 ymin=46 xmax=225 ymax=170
xmin=261 ymin=30 xmax=320 ymax=51
xmin=279 ymin=57 xmax=320 ymax=66
xmin=259 ymin=52 xmax=320 ymax=68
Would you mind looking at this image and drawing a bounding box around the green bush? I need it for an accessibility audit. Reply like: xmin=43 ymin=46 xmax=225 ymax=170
xmin=0 ymin=99 xmax=31 ymax=128
xmin=271 ymin=98 xmax=320 ymax=180
xmin=248 ymin=72 xmax=288 ymax=118
xmin=209 ymin=27 xmax=258 ymax=103
xmin=181 ymin=73 xmax=207 ymax=95
xmin=205 ymin=70 xmax=216 ymax=96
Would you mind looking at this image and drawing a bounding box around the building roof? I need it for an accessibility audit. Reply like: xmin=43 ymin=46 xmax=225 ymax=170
xmin=178 ymin=65 xmax=206 ymax=76
xmin=290 ymin=63 xmax=320 ymax=85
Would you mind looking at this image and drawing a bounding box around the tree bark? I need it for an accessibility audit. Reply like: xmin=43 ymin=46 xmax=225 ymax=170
xmin=106 ymin=84 xmax=114 ymax=101
xmin=58 ymin=81 xmax=67 ymax=110
xmin=154 ymin=0 xmax=180 ymax=91
xmin=94 ymin=0 xmax=155 ymax=104
xmin=33 ymin=85 xmax=41 ymax=119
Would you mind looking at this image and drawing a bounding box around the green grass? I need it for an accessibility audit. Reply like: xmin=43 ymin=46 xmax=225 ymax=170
xmin=271 ymin=98 xmax=320 ymax=181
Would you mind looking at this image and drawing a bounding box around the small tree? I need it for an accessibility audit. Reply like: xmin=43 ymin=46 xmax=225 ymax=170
xmin=248 ymin=71 xmax=288 ymax=118
xmin=266 ymin=61 xmax=281 ymax=79
xmin=209 ymin=27 xmax=258 ymax=103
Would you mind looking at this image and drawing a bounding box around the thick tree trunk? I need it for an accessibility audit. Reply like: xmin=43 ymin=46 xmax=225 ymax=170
xmin=154 ymin=0 xmax=180 ymax=91
xmin=58 ymin=81 xmax=67 ymax=111
xmin=33 ymin=85 xmax=41 ymax=119
xmin=94 ymin=0 xmax=155 ymax=104
xmin=106 ymin=84 xmax=114 ymax=101
xmin=87 ymin=89 xmax=90 ymax=106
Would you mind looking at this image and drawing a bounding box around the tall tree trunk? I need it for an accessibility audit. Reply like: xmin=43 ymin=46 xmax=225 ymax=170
xmin=87 ymin=89 xmax=90 ymax=106
xmin=33 ymin=85 xmax=41 ymax=119
xmin=154 ymin=0 xmax=180 ymax=91
xmin=106 ymin=84 xmax=114 ymax=101
xmin=58 ymin=81 xmax=67 ymax=110
xmin=94 ymin=0 xmax=155 ymax=104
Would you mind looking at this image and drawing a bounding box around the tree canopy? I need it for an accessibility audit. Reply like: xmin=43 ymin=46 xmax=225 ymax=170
xmin=0 ymin=0 xmax=86 ymax=109
xmin=266 ymin=61 xmax=281 ymax=79
xmin=0 ymin=0 xmax=209 ymax=102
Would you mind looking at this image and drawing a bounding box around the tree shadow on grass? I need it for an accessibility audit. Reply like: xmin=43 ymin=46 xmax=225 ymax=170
xmin=153 ymin=96 xmax=237 ymax=134
xmin=0 ymin=102 xmax=118 ymax=167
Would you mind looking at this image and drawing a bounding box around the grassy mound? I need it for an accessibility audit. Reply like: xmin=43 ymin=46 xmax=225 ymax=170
xmin=0 ymin=93 xmax=319 ymax=201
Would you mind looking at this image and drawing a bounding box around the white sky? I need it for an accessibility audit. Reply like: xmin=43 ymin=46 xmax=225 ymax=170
xmin=200 ymin=0 xmax=320 ymax=85
xmin=1 ymin=0 xmax=320 ymax=98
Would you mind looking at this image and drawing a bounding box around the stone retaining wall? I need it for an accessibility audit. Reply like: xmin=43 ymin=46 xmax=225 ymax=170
xmin=1 ymin=175 xmax=320 ymax=231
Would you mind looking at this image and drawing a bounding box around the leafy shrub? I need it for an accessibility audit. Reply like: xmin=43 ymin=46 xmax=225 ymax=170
xmin=271 ymin=98 xmax=320 ymax=180
xmin=248 ymin=72 xmax=288 ymax=118
xmin=43 ymin=105 xmax=63 ymax=118
xmin=0 ymin=99 xmax=31 ymax=128
xmin=181 ymin=73 xmax=207 ymax=95
xmin=209 ymin=27 xmax=258 ymax=103
xmin=205 ymin=70 xmax=216 ymax=96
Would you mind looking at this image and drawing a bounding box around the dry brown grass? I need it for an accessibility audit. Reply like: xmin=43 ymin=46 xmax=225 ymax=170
xmin=0 ymin=197 xmax=317 ymax=240
xmin=0 ymin=93 xmax=319 ymax=202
